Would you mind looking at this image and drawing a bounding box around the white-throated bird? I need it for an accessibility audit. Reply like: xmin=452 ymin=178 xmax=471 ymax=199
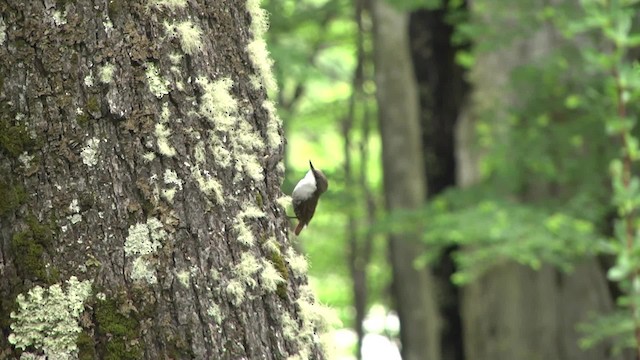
xmin=292 ymin=161 xmax=328 ymax=235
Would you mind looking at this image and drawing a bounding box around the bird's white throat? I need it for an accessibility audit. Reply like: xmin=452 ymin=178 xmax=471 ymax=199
xmin=292 ymin=170 xmax=317 ymax=201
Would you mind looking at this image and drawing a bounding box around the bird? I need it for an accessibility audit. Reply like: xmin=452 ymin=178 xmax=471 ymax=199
xmin=291 ymin=160 xmax=328 ymax=235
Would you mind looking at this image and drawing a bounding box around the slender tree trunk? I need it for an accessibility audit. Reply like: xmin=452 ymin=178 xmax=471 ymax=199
xmin=372 ymin=1 xmax=441 ymax=359
xmin=0 ymin=1 xmax=328 ymax=359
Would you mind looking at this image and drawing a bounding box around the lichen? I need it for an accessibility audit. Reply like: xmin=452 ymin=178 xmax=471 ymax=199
xmin=177 ymin=270 xmax=190 ymax=287
xmin=164 ymin=21 xmax=203 ymax=55
xmin=99 ymin=63 xmax=115 ymax=84
xmin=0 ymin=17 xmax=6 ymax=45
xmin=260 ymin=259 xmax=285 ymax=293
xmin=150 ymin=0 xmax=187 ymax=11
xmin=124 ymin=218 xmax=167 ymax=284
xmin=145 ymin=63 xmax=170 ymax=98
xmin=225 ymin=279 xmax=246 ymax=306
xmin=245 ymin=0 xmax=277 ymax=92
xmin=196 ymin=77 xmax=237 ymax=132
xmin=262 ymin=100 xmax=283 ymax=149
xmin=207 ymin=303 xmax=222 ymax=324
xmin=233 ymin=217 xmax=254 ymax=246
xmin=155 ymin=123 xmax=176 ymax=157
xmin=8 ymin=277 xmax=93 ymax=359
xmin=239 ymin=203 xmax=265 ymax=219
xmin=80 ymin=138 xmax=100 ymax=167
xmin=190 ymin=164 xmax=224 ymax=203
xmin=285 ymin=247 xmax=308 ymax=277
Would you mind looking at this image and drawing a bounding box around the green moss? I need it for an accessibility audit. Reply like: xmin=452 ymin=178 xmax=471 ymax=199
xmin=0 ymin=182 xmax=26 ymax=217
xmin=256 ymin=192 xmax=263 ymax=208
xmin=86 ymin=96 xmax=100 ymax=115
xmin=11 ymin=215 xmax=58 ymax=283
xmin=94 ymin=297 xmax=142 ymax=360
xmin=107 ymin=0 xmax=124 ymax=19
xmin=76 ymin=112 xmax=90 ymax=127
xmin=77 ymin=331 xmax=96 ymax=360
xmin=0 ymin=118 xmax=36 ymax=157
xmin=267 ymin=250 xmax=289 ymax=300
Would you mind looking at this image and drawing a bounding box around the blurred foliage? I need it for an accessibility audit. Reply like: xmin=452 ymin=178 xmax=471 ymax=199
xmin=266 ymin=0 xmax=640 ymax=355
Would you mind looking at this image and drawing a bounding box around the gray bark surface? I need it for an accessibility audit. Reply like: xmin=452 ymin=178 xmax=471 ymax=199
xmin=372 ymin=2 xmax=441 ymax=360
xmin=0 ymin=1 xmax=326 ymax=359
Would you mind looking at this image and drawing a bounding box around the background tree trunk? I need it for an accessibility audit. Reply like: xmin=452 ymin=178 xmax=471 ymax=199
xmin=409 ymin=4 xmax=470 ymax=360
xmin=0 ymin=1 xmax=327 ymax=359
xmin=372 ymin=1 xmax=441 ymax=359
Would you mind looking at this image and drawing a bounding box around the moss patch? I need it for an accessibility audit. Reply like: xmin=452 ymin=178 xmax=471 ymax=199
xmin=0 ymin=118 xmax=37 ymax=157
xmin=267 ymin=250 xmax=289 ymax=300
xmin=11 ymin=215 xmax=58 ymax=283
xmin=77 ymin=331 xmax=96 ymax=360
xmin=94 ymin=297 xmax=143 ymax=360
xmin=0 ymin=181 xmax=26 ymax=217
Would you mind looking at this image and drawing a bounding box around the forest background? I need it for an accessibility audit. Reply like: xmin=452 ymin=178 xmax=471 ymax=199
xmin=270 ymin=0 xmax=640 ymax=359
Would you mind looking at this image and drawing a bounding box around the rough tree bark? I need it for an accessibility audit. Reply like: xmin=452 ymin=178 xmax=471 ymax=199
xmin=0 ymin=1 xmax=328 ymax=359
xmin=372 ymin=1 xmax=441 ymax=360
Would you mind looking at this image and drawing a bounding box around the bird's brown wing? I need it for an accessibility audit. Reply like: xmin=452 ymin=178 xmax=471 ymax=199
xmin=293 ymin=195 xmax=319 ymax=231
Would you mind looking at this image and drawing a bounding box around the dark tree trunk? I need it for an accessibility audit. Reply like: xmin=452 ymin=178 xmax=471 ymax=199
xmin=0 ymin=1 xmax=327 ymax=359
xmin=409 ymin=4 xmax=470 ymax=360
xmin=373 ymin=1 xmax=441 ymax=360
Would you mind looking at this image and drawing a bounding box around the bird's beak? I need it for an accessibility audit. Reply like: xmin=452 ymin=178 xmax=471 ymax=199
xmin=309 ymin=160 xmax=315 ymax=170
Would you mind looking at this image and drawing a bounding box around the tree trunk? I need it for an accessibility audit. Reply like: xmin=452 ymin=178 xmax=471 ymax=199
xmin=409 ymin=4 xmax=470 ymax=360
xmin=0 ymin=1 xmax=327 ymax=359
xmin=372 ymin=1 xmax=441 ymax=360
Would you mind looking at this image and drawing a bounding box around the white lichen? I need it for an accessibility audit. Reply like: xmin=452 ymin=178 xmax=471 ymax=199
xmin=8 ymin=277 xmax=93 ymax=359
xmin=0 ymin=17 xmax=6 ymax=45
xmin=191 ymin=165 xmax=224 ymax=204
xmin=234 ymin=253 xmax=262 ymax=288
xmin=124 ymin=218 xmax=167 ymax=284
xmin=155 ymin=123 xmax=177 ymax=157
xmin=262 ymin=237 xmax=281 ymax=255
xmin=234 ymin=217 xmax=255 ymax=246
xmin=52 ymin=10 xmax=67 ymax=26
xmin=260 ymin=259 xmax=285 ymax=292
xmin=164 ymin=169 xmax=183 ymax=190
xmin=281 ymin=312 xmax=298 ymax=342
xmin=99 ymin=63 xmax=115 ymax=84
xmin=207 ymin=303 xmax=222 ymax=324
xmin=164 ymin=21 xmax=203 ymax=55
xmin=245 ymin=0 xmax=277 ymax=92
xmin=83 ymin=74 xmax=94 ymax=87
xmin=143 ymin=152 xmax=156 ymax=162
xmin=239 ymin=204 xmax=265 ymax=219
xmin=263 ymin=100 xmax=283 ymax=149
xmin=81 ymin=138 xmax=100 ymax=167
xmin=286 ymin=247 xmax=308 ymax=276
xmin=226 ymin=279 xmax=246 ymax=306
xmin=177 ymin=270 xmax=190 ymax=287
xmin=145 ymin=63 xmax=170 ymax=98
xmin=169 ymin=52 xmax=183 ymax=64
xmin=18 ymin=152 xmax=34 ymax=169
xmin=276 ymin=195 xmax=292 ymax=209
xmin=151 ymin=0 xmax=187 ymax=11
xmin=196 ymin=77 xmax=237 ymax=132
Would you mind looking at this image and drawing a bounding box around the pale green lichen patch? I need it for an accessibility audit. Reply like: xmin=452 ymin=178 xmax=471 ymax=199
xmin=99 ymin=63 xmax=115 ymax=84
xmin=164 ymin=21 xmax=203 ymax=55
xmin=225 ymin=279 xmax=246 ymax=306
xmin=207 ymin=303 xmax=222 ymax=324
xmin=239 ymin=203 xmax=265 ymax=219
xmin=145 ymin=63 xmax=170 ymax=98
xmin=233 ymin=217 xmax=255 ymax=246
xmin=177 ymin=270 xmax=190 ymax=287
xmin=0 ymin=17 xmax=6 ymax=45
xmin=260 ymin=259 xmax=285 ymax=292
xmin=155 ymin=123 xmax=176 ymax=157
xmin=245 ymin=0 xmax=277 ymax=92
xmin=234 ymin=253 xmax=261 ymax=289
xmin=8 ymin=277 xmax=93 ymax=359
xmin=162 ymin=169 xmax=183 ymax=203
xmin=196 ymin=77 xmax=237 ymax=132
xmin=191 ymin=164 xmax=224 ymax=204
xmin=81 ymin=138 xmax=100 ymax=167
xmin=150 ymin=0 xmax=187 ymax=10
xmin=124 ymin=218 xmax=167 ymax=284
xmin=262 ymin=100 xmax=283 ymax=149
xmin=262 ymin=237 xmax=281 ymax=256
xmin=276 ymin=195 xmax=292 ymax=209
xmin=285 ymin=247 xmax=308 ymax=277
xmin=143 ymin=152 xmax=156 ymax=162
xmin=169 ymin=52 xmax=183 ymax=65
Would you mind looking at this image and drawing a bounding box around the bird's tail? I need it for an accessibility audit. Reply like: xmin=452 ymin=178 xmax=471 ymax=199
xmin=294 ymin=222 xmax=304 ymax=236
